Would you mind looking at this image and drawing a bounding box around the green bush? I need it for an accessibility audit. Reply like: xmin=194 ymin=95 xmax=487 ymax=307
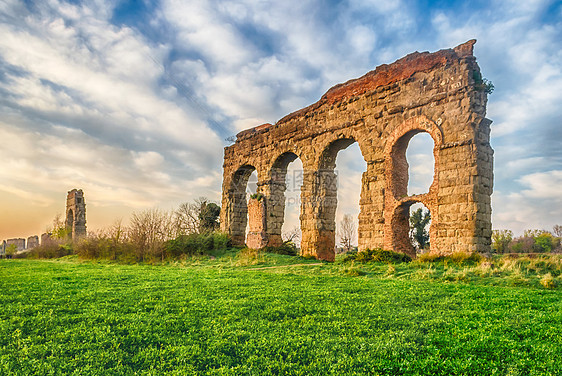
xmin=74 ymin=234 xmax=135 ymax=261
xmin=165 ymin=232 xmax=230 ymax=257
xmin=26 ymin=242 xmax=73 ymax=259
xmin=417 ymin=250 xmax=483 ymax=265
xmin=535 ymin=233 xmax=554 ymax=253
xmin=263 ymin=242 xmax=299 ymax=256
xmin=342 ymin=248 xmax=411 ymax=264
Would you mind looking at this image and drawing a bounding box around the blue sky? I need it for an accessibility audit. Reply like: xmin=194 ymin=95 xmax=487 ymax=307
xmin=0 ymin=0 xmax=561 ymax=240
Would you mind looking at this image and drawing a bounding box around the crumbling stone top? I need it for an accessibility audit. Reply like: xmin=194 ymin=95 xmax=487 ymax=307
xmin=235 ymin=40 xmax=476 ymax=142
xmin=236 ymin=123 xmax=273 ymax=140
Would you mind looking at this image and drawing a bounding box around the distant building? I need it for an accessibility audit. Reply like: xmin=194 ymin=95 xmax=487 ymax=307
xmin=41 ymin=233 xmax=52 ymax=245
xmin=27 ymin=235 xmax=39 ymax=249
xmin=6 ymin=238 xmax=26 ymax=252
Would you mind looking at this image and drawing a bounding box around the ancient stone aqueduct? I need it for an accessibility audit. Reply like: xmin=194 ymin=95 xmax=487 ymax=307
xmin=220 ymin=40 xmax=493 ymax=261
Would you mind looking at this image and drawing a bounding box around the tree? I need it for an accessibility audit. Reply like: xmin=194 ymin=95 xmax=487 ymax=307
xmin=282 ymin=226 xmax=301 ymax=248
xmin=492 ymin=229 xmax=513 ymax=254
xmin=199 ymin=201 xmax=220 ymax=233
xmin=553 ymin=225 xmax=562 ymax=238
xmin=338 ymin=214 xmax=356 ymax=253
xmin=523 ymin=229 xmax=543 ymax=238
xmin=534 ymin=232 xmax=554 ymax=253
xmin=174 ymin=202 xmax=200 ymax=236
xmin=48 ymin=214 xmax=70 ymax=240
xmin=409 ymin=208 xmax=430 ymax=251
xmin=5 ymin=244 xmax=17 ymax=258
xmin=129 ymin=208 xmax=174 ymax=261
xmin=174 ymin=197 xmax=220 ymax=235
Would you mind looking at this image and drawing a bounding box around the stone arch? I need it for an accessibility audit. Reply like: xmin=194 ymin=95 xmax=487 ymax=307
xmin=385 ymin=116 xmax=442 ymax=198
xmin=299 ymin=136 xmax=368 ymax=261
xmin=225 ymin=164 xmax=257 ymax=246
xmin=389 ymin=197 xmax=435 ymax=258
xmin=384 ymin=116 xmax=442 ymax=252
xmin=264 ymin=151 xmax=303 ymax=247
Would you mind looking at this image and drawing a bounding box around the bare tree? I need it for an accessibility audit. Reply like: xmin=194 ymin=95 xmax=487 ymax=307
xmin=337 ymin=214 xmax=356 ymax=253
xmin=553 ymin=225 xmax=562 ymax=238
xmin=129 ymin=208 xmax=174 ymax=261
xmin=282 ymin=226 xmax=301 ymax=248
xmin=174 ymin=197 xmax=219 ymax=236
xmin=174 ymin=202 xmax=200 ymax=236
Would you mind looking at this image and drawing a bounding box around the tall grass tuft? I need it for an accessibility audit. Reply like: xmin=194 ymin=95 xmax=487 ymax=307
xmin=235 ymin=248 xmax=264 ymax=266
xmin=539 ymin=273 xmax=557 ymax=289
xmin=418 ymin=250 xmax=483 ymax=265
xmin=342 ymin=248 xmax=411 ymax=264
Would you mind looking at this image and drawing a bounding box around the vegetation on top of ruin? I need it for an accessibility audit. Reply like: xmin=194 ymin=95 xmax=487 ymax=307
xmin=249 ymin=192 xmax=264 ymax=201
xmin=473 ymin=69 xmax=495 ymax=94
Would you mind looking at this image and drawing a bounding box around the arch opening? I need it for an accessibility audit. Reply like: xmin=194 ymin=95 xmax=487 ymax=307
xmin=316 ymin=138 xmax=366 ymax=258
xmin=391 ymin=130 xmax=435 ymax=199
xmin=274 ymin=153 xmax=303 ymax=249
xmin=228 ymin=164 xmax=256 ymax=246
xmin=390 ymin=200 xmax=432 ymax=257
xmin=262 ymin=152 xmax=303 ymax=248
xmin=406 ymin=133 xmax=435 ymax=195
xmin=409 ymin=202 xmax=431 ymax=253
xmin=244 ymin=170 xmax=258 ymax=242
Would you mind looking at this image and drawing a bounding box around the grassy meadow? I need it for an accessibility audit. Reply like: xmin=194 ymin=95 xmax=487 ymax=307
xmin=1 ymin=252 xmax=561 ymax=375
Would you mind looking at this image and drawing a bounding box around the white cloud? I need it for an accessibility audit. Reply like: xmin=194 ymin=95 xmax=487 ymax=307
xmin=0 ymin=0 xmax=561 ymax=242
xmin=493 ymin=170 xmax=562 ymax=234
xmin=0 ymin=1 xmax=221 ymax=155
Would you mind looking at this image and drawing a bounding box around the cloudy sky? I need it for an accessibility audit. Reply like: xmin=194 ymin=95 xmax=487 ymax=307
xmin=1 ymin=0 xmax=561 ymax=241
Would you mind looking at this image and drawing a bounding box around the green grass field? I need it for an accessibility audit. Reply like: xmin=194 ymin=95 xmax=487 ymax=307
xmin=1 ymin=254 xmax=561 ymax=375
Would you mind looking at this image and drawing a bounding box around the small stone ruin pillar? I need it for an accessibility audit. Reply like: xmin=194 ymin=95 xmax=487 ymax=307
xmin=246 ymin=196 xmax=268 ymax=249
xmin=66 ymin=189 xmax=87 ymax=241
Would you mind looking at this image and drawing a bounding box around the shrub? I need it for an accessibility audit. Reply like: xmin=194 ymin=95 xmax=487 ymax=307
xmin=417 ymin=251 xmax=483 ymax=265
xmin=342 ymin=266 xmax=367 ymax=277
xmin=473 ymin=70 xmax=494 ymax=94
xmin=26 ymin=241 xmax=73 ymax=259
xmin=343 ymin=248 xmax=411 ymax=264
xmin=492 ymin=229 xmax=513 ymax=253
xmin=508 ymin=230 xmax=556 ymax=254
xmin=74 ymin=231 xmax=136 ymax=261
xmin=235 ymin=248 xmax=264 ymax=266
xmin=417 ymin=252 xmax=445 ymax=263
xmin=165 ymin=232 xmax=230 ymax=257
xmin=447 ymin=251 xmax=483 ymax=265
xmin=263 ymin=242 xmax=298 ymax=256
xmin=539 ymin=273 xmax=557 ymax=289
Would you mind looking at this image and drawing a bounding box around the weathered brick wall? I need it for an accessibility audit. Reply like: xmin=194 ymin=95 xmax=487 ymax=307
xmin=221 ymin=40 xmax=493 ymax=260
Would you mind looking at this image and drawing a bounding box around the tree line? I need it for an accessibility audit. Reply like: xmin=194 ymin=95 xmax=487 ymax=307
xmin=26 ymin=197 xmax=227 ymax=262
xmin=492 ymin=225 xmax=562 ymax=254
